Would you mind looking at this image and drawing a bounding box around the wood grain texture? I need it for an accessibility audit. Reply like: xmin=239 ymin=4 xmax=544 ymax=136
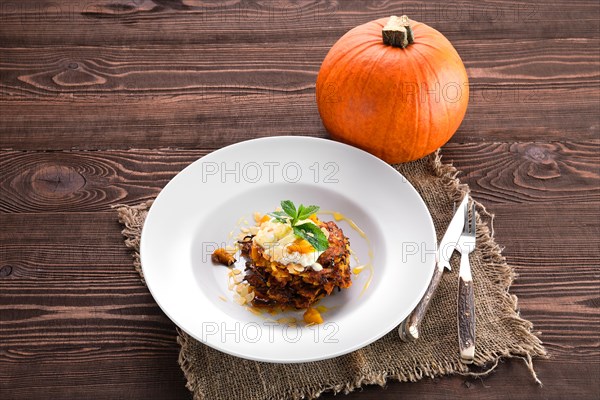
xmin=0 ymin=0 xmax=598 ymax=47
xmin=442 ymin=141 xmax=600 ymax=205
xmin=1 ymin=39 xmax=598 ymax=149
xmin=0 ymin=149 xmax=210 ymax=212
xmin=1 ymin=146 xmax=599 ymax=399
xmin=1 ymin=0 xmax=599 ymax=398
xmin=1 ymin=202 xmax=598 ymax=399
xmin=2 ymin=85 xmax=596 ymax=150
xmin=1 ymin=40 xmax=597 ymax=98
xmin=457 ymin=278 xmax=476 ymax=363
xmin=1 ymin=142 xmax=597 ymax=213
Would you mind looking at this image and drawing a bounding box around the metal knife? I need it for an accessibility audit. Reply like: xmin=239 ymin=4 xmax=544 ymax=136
xmin=399 ymin=195 xmax=468 ymax=341
xmin=457 ymin=201 xmax=476 ymax=364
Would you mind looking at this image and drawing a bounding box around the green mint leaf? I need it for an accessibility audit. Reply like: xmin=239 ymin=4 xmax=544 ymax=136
xmin=297 ymin=204 xmax=320 ymax=220
xmin=295 ymin=204 xmax=305 ymax=225
xmin=268 ymin=212 xmax=289 ymax=224
xmin=293 ymin=223 xmax=329 ymax=252
xmin=280 ymin=200 xmax=297 ymax=219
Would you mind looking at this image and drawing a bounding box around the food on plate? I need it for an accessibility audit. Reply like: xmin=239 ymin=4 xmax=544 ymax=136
xmin=303 ymin=307 xmax=324 ymax=325
xmin=212 ymin=200 xmax=353 ymax=322
xmin=316 ymin=15 xmax=469 ymax=163
xmin=211 ymin=247 xmax=236 ymax=266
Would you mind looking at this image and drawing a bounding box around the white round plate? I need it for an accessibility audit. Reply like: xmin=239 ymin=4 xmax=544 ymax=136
xmin=141 ymin=136 xmax=436 ymax=363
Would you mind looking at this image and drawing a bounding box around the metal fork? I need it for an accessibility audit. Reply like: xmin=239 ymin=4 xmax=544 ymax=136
xmin=457 ymin=201 xmax=476 ymax=364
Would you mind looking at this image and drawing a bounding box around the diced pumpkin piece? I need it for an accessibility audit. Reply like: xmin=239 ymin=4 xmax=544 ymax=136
xmin=253 ymin=212 xmax=272 ymax=224
xmin=211 ymin=248 xmax=236 ymax=266
xmin=303 ymin=307 xmax=324 ymax=325
xmin=250 ymin=245 xmax=260 ymax=262
xmin=288 ymin=239 xmax=314 ymax=254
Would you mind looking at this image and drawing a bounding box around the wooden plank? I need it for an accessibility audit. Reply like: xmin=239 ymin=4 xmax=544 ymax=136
xmin=374 ymin=361 xmax=597 ymax=399
xmin=1 ymin=141 xmax=597 ymax=213
xmin=2 ymin=357 xmax=189 ymax=400
xmin=0 ymin=93 xmax=324 ymax=150
xmin=2 ymin=357 xmax=598 ymax=400
xmin=1 ymin=87 xmax=598 ymax=150
xmin=1 ymin=38 xmax=598 ymax=149
xmin=0 ymin=149 xmax=210 ymax=212
xmin=1 ymin=40 xmax=597 ymax=98
xmin=333 ymin=359 xmax=600 ymax=399
xmin=442 ymin=141 xmax=600 ymax=205
xmin=0 ymin=0 xmax=598 ymax=47
xmin=0 ymin=206 xmax=598 ymax=399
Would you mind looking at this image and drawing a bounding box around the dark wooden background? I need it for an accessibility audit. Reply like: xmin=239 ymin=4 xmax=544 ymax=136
xmin=1 ymin=1 xmax=598 ymax=399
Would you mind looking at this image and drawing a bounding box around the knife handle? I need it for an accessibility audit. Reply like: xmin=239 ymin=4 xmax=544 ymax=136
xmin=458 ymin=252 xmax=475 ymax=364
xmin=398 ymin=264 xmax=444 ymax=342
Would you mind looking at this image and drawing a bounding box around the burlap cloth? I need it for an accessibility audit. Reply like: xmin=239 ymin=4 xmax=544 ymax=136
xmin=115 ymin=151 xmax=547 ymax=399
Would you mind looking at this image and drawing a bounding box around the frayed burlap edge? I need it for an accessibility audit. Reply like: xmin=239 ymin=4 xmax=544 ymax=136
xmin=113 ymin=199 xmax=154 ymax=284
xmin=114 ymin=150 xmax=547 ymax=400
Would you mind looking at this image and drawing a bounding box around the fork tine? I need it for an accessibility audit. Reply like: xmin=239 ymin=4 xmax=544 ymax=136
xmin=463 ymin=199 xmax=470 ymax=233
xmin=471 ymin=203 xmax=476 ymax=235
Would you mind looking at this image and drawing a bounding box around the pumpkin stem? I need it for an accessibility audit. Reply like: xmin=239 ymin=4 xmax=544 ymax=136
xmin=382 ymin=15 xmax=414 ymax=48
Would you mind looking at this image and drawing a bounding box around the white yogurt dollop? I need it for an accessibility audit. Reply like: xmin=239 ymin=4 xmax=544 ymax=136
xmin=253 ymin=219 xmax=325 ymax=269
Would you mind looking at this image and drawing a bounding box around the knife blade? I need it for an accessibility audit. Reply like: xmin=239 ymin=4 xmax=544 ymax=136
xmin=398 ymin=195 xmax=468 ymax=342
xmin=438 ymin=195 xmax=469 ymax=271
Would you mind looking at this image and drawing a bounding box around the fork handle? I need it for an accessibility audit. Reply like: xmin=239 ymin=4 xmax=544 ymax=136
xmin=398 ymin=264 xmax=444 ymax=341
xmin=458 ymin=252 xmax=475 ymax=364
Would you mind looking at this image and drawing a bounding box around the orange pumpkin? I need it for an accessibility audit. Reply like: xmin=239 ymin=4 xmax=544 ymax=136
xmin=316 ymin=16 xmax=469 ymax=163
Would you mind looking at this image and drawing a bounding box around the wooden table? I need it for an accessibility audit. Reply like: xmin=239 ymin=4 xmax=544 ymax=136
xmin=1 ymin=1 xmax=598 ymax=399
